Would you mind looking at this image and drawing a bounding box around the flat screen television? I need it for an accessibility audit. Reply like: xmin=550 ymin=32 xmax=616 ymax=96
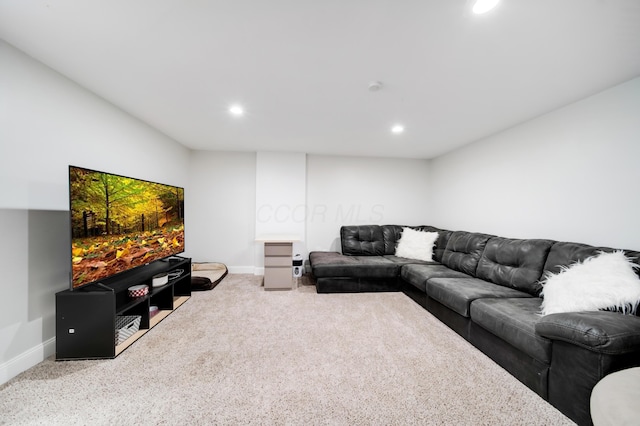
xmin=69 ymin=166 xmax=185 ymax=290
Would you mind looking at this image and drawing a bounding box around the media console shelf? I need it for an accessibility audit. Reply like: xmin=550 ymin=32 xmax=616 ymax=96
xmin=56 ymin=256 xmax=191 ymax=360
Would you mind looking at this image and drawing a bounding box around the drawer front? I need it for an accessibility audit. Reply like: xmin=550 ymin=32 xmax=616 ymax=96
xmin=264 ymin=267 xmax=292 ymax=290
xmin=265 ymin=256 xmax=291 ymax=267
xmin=265 ymin=242 xmax=292 ymax=256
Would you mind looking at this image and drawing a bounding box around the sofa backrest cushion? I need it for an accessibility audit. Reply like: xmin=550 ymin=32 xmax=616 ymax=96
xmin=341 ymin=225 xmax=385 ymax=255
xmin=432 ymin=229 xmax=453 ymax=263
xmin=381 ymin=225 xmax=405 ymax=255
xmin=542 ymin=242 xmax=640 ymax=316
xmin=380 ymin=225 xmax=450 ymax=261
xmin=543 ymin=242 xmax=640 ymax=279
xmin=441 ymin=231 xmax=493 ymax=276
xmin=476 ymin=237 xmax=554 ymax=295
xmin=341 ymin=224 xmax=454 ymax=260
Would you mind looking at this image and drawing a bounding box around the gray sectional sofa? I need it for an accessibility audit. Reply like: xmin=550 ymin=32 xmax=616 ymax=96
xmin=308 ymin=225 xmax=640 ymax=426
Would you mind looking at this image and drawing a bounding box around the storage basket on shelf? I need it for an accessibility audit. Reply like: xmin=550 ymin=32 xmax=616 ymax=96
xmin=115 ymin=315 xmax=141 ymax=345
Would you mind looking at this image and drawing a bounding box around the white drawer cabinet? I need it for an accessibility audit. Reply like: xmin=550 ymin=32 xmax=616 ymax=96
xmin=264 ymin=242 xmax=293 ymax=290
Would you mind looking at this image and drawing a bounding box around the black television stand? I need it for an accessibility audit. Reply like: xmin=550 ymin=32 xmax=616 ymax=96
xmin=55 ymin=257 xmax=192 ymax=360
xmin=91 ymin=282 xmax=113 ymax=292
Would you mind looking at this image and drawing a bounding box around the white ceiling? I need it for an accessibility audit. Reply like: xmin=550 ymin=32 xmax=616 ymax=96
xmin=1 ymin=0 xmax=639 ymax=159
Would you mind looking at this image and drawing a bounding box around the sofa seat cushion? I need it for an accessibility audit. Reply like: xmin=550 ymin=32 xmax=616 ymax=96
xmin=401 ymin=264 xmax=470 ymax=293
xmin=308 ymin=251 xmax=398 ymax=278
xmin=470 ymin=298 xmax=551 ymax=363
xmin=427 ymin=277 xmax=533 ymax=317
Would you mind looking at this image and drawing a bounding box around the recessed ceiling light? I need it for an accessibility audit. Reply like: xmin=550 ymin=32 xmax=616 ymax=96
xmin=391 ymin=124 xmax=405 ymax=134
xmin=368 ymin=81 xmax=383 ymax=92
xmin=472 ymin=0 xmax=499 ymax=14
xmin=229 ymin=104 xmax=244 ymax=116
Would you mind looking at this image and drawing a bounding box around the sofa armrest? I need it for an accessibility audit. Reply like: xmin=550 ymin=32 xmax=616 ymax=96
xmin=535 ymin=311 xmax=640 ymax=355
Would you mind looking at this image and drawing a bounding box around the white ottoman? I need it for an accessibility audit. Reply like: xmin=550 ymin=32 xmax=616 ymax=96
xmin=590 ymin=367 xmax=640 ymax=425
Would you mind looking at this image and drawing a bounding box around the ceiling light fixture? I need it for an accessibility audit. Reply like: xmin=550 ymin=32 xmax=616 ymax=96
xmin=472 ymin=0 xmax=499 ymax=14
xmin=391 ymin=124 xmax=405 ymax=134
xmin=229 ymin=104 xmax=244 ymax=116
xmin=368 ymin=81 xmax=383 ymax=92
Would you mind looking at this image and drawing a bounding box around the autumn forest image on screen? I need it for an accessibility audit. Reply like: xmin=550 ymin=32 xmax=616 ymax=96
xmin=70 ymin=167 xmax=185 ymax=289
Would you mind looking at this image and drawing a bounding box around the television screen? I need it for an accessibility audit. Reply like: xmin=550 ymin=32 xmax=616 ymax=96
xmin=69 ymin=166 xmax=185 ymax=289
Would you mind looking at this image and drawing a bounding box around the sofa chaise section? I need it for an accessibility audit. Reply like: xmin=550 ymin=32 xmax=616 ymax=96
xmin=308 ymin=251 xmax=404 ymax=292
xmin=310 ymin=225 xmax=445 ymax=293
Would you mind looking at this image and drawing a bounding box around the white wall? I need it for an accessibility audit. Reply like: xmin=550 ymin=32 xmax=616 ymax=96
xmin=186 ymin=153 xmax=432 ymax=269
xmin=429 ymin=77 xmax=640 ymax=249
xmin=0 ymin=40 xmax=189 ymax=384
xmin=255 ymin=152 xmax=306 ymax=238
xmin=306 ymin=155 xmax=431 ymax=252
xmin=186 ymin=150 xmax=256 ymax=273
xmin=254 ymin=152 xmax=307 ymax=272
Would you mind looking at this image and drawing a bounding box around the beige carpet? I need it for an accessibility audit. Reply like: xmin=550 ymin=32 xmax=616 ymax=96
xmin=0 ymin=274 xmax=574 ymax=425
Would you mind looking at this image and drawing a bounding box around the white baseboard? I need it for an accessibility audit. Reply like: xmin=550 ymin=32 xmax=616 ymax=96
xmin=0 ymin=337 xmax=56 ymax=385
xmin=227 ymin=266 xmax=258 ymax=274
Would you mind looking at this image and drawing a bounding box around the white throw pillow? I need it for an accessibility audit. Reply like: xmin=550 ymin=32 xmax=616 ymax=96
xmin=395 ymin=227 xmax=438 ymax=262
xmin=540 ymin=251 xmax=640 ymax=316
